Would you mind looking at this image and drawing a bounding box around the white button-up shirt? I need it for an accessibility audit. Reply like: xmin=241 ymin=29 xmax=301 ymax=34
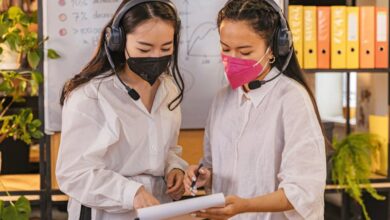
xmin=56 ymin=74 xmax=188 ymax=220
xmin=202 ymin=67 xmax=326 ymax=220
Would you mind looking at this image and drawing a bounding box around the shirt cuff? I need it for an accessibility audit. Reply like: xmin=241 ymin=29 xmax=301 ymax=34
xmin=279 ymin=184 xmax=310 ymax=219
xmin=122 ymin=181 xmax=143 ymax=210
xmin=165 ymin=162 xmax=187 ymax=176
xmin=165 ymin=156 xmax=188 ymax=176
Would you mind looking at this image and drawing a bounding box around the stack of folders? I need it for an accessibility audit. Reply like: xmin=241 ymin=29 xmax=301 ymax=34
xmin=288 ymin=6 xmax=389 ymax=69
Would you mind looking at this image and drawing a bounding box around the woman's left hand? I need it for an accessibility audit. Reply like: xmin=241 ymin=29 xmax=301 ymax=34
xmin=166 ymin=169 xmax=185 ymax=200
xmin=195 ymin=195 xmax=249 ymax=220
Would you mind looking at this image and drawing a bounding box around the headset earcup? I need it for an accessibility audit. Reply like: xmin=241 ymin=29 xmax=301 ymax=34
xmin=277 ymin=29 xmax=292 ymax=57
xmin=273 ymin=27 xmax=280 ymax=58
xmin=107 ymin=27 xmax=124 ymax=52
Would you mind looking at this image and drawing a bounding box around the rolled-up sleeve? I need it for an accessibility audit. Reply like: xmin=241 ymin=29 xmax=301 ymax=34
xmin=56 ymin=104 xmax=142 ymax=213
xmin=278 ymin=85 xmax=326 ymax=219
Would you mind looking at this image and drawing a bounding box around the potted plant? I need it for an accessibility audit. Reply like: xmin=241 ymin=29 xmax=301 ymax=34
xmin=331 ymin=133 xmax=386 ymax=220
xmin=0 ymin=6 xmax=59 ymax=69
xmin=0 ymin=4 xmax=60 ymax=219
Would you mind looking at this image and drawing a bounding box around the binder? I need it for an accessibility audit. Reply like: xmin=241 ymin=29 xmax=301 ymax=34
xmin=375 ymin=7 xmax=389 ymax=68
xmin=288 ymin=5 xmax=304 ymax=67
xmin=317 ymin=7 xmax=330 ymax=69
xmin=331 ymin=6 xmax=347 ymax=69
xmin=303 ymin=6 xmax=317 ymax=69
xmin=360 ymin=6 xmax=375 ymax=68
xmin=347 ymin=7 xmax=359 ymax=69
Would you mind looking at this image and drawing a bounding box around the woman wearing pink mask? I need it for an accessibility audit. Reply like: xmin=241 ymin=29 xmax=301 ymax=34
xmin=184 ymin=0 xmax=326 ymax=219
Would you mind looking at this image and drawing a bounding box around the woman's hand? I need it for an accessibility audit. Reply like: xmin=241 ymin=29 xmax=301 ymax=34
xmin=194 ymin=195 xmax=249 ymax=220
xmin=166 ymin=169 xmax=185 ymax=200
xmin=133 ymin=186 xmax=160 ymax=209
xmin=184 ymin=165 xmax=211 ymax=195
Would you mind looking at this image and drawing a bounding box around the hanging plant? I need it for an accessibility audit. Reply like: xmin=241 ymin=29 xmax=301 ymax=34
xmin=332 ymin=133 xmax=386 ymax=220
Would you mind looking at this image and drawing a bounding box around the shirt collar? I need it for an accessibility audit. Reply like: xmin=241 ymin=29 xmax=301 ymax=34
xmin=113 ymin=73 xmax=170 ymax=115
xmin=237 ymin=67 xmax=282 ymax=108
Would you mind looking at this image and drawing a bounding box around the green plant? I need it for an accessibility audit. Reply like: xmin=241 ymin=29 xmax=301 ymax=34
xmin=0 ymin=4 xmax=59 ymax=144
xmin=0 ymin=196 xmax=31 ymax=220
xmin=0 ymin=6 xmax=59 ymax=219
xmin=0 ymin=181 xmax=31 ymax=220
xmin=0 ymin=70 xmax=44 ymax=144
xmin=0 ymin=6 xmax=60 ymax=68
xmin=332 ymin=133 xmax=386 ymax=220
xmin=0 ymin=70 xmax=42 ymax=220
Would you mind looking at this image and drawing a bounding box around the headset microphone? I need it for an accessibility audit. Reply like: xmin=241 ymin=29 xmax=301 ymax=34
xmin=104 ymin=42 xmax=140 ymax=100
xmin=248 ymin=47 xmax=293 ymax=90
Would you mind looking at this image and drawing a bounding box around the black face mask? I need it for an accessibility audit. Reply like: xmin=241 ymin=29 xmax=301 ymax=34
xmin=126 ymin=54 xmax=172 ymax=86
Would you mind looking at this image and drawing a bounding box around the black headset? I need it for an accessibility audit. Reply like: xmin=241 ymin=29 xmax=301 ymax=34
xmin=104 ymin=0 xmax=179 ymax=100
xmin=224 ymin=0 xmax=294 ymax=90
xmin=264 ymin=0 xmax=293 ymax=57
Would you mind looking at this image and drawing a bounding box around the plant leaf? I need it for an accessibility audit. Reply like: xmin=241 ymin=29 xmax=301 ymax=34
xmin=31 ymin=71 xmax=43 ymax=83
xmin=15 ymin=196 xmax=31 ymax=219
xmin=2 ymin=205 xmax=18 ymax=220
xmin=27 ymin=50 xmax=40 ymax=69
xmin=0 ymin=200 xmax=4 ymax=217
xmin=31 ymin=119 xmax=41 ymax=127
xmin=47 ymin=49 xmax=60 ymax=59
xmin=0 ymin=24 xmax=7 ymax=37
xmin=8 ymin=6 xmax=23 ymax=20
xmin=31 ymin=130 xmax=43 ymax=139
xmin=5 ymin=33 xmax=19 ymax=51
xmin=0 ymin=81 xmax=13 ymax=93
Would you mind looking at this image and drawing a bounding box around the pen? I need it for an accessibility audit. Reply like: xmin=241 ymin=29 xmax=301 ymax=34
xmin=190 ymin=163 xmax=204 ymax=195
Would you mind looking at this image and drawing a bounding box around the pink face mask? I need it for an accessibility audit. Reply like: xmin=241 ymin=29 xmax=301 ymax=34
xmin=222 ymin=48 xmax=270 ymax=89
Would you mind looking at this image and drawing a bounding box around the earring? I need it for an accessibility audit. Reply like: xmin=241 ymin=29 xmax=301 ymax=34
xmin=269 ymin=56 xmax=276 ymax=64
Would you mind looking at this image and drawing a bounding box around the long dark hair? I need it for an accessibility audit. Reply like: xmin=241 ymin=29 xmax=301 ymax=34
xmin=60 ymin=0 xmax=184 ymax=110
xmin=218 ymin=0 xmax=331 ymax=149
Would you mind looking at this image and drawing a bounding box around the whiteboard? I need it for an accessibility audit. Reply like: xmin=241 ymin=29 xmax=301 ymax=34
xmin=43 ymin=0 xmax=121 ymax=133
xmin=43 ymin=0 xmax=284 ymax=132
xmin=171 ymin=0 xmax=228 ymax=129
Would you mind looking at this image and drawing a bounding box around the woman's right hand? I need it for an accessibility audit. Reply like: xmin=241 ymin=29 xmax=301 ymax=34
xmin=133 ymin=186 xmax=160 ymax=209
xmin=184 ymin=165 xmax=211 ymax=195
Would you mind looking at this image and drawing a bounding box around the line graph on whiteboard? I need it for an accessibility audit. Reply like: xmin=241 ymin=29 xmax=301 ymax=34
xmin=170 ymin=0 xmax=228 ymax=128
xmin=179 ymin=0 xmax=223 ymax=62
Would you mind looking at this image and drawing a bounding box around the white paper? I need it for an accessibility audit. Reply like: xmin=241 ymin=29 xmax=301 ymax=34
xmin=136 ymin=193 xmax=225 ymax=220
xmin=377 ymin=12 xmax=388 ymax=42
xmin=348 ymin=14 xmax=358 ymax=41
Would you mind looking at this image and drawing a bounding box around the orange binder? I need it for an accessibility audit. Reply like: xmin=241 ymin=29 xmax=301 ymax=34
xmin=317 ymin=7 xmax=330 ymax=69
xmin=360 ymin=6 xmax=376 ymax=68
xmin=375 ymin=8 xmax=389 ymax=68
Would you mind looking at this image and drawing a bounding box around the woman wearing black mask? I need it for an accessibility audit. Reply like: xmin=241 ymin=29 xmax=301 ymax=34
xmin=56 ymin=0 xmax=187 ymax=219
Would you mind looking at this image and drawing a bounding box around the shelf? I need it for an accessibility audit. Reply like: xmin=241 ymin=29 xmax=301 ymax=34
xmin=322 ymin=116 xmax=356 ymax=125
xmin=303 ymin=68 xmax=390 ymax=73
xmin=0 ymin=174 xmax=39 ymax=195
xmin=326 ymin=182 xmax=390 ymax=191
xmin=0 ymin=68 xmax=35 ymax=72
xmin=0 ymin=194 xmax=68 ymax=202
